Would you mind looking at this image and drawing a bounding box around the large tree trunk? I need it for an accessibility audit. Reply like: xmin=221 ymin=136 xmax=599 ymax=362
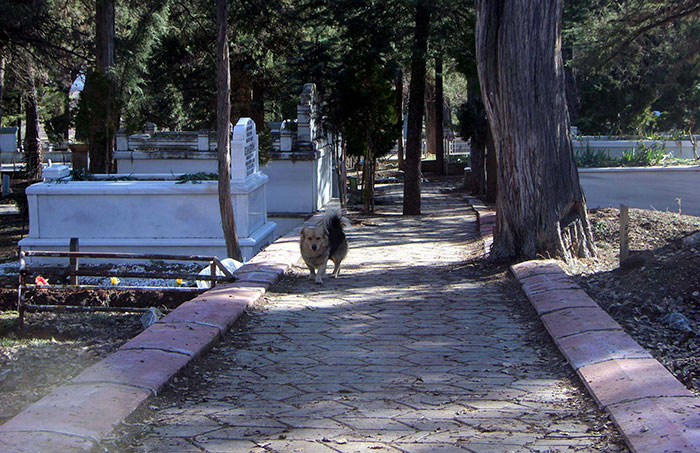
xmin=24 ymin=67 xmax=42 ymax=180
xmin=0 ymin=53 xmax=5 ymax=127
xmin=465 ymin=81 xmax=488 ymax=196
xmin=252 ymin=82 xmax=265 ymax=130
xmin=403 ymin=0 xmax=430 ymax=215
xmin=424 ymin=81 xmax=436 ymax=157
xmin=435 ymin=54 xmax=445 ymax=176
xmin=216 ymin=0 xmax=242 ymax=261
xmin=395 ymin=70 xmax=404 ymax=170
xmin=231 ymin=63 xmax=252 ymax=123
xmin=88 ymin=0 xmax=116 ymax=173
xmin=485 ymin=126 xmax=497 ymax=203
xmin=475 ymin=0 xmax=595 ymax=262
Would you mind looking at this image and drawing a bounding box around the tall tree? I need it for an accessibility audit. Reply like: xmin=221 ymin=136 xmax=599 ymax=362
xmin=434 ymin=53 xmax=445 ymax=175
xmin=476 ymin=0 xmax=595 ymax=261
xmin=216 ymin=0 xmax=242 ymax=261
xmin=395 ymin=69 xmax=404 ymax=170
xmin=23 ymin=65 xmax=41 ymax=180
xmin=0 ymin=53 xmax=5 ymax=126
xmin=403 ymin=0 xmax=430 ymax=215
xmin=84 ymin=0 xmax=116 ymax=173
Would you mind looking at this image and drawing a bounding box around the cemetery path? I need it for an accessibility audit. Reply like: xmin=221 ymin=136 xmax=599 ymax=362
xmin=108 ymin=180 xmax=625 ymax=452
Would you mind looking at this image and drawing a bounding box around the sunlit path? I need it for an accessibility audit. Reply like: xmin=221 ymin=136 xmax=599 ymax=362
xmin=108 ymin=179 xmax=624 ymax=452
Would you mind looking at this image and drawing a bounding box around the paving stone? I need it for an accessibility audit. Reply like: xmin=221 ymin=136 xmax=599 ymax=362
xmin=109 ymin=182 xmax=624 ymax=452
xmin=540 ymin=307 xmax=622 ymax=339
xmin=191 ymin=437 xmax=261 ymax=452
xmin=138 ymin=436 xmax=204 ymax=452
xmin=577 ymin=358 xmax=694 ymax=407
xmin=262 ymin=439 xmax=340 ymax=452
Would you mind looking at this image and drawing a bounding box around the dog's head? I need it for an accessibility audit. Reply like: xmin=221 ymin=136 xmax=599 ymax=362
xmin=300 ymin=225 xmax=329 ymax=254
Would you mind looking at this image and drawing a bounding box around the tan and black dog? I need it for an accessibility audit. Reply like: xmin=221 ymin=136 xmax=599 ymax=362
xmin=300 ymin=210 xmax=349 ymax=284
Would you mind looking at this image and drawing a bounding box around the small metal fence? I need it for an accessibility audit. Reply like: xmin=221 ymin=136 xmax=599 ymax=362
xmin=17 ymin=240 xmax=235 ymax=328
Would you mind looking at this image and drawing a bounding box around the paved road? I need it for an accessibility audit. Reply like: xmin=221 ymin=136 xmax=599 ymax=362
xmin=108 ymin=181 xmax=625 ymax=452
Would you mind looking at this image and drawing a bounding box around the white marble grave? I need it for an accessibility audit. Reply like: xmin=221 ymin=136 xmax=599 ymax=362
xmin=19 ymin=118 xmax=276 ymax=263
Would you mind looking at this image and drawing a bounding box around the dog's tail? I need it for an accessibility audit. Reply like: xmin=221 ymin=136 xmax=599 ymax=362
xmin=323 ymin=208 xmax=350 ymax=230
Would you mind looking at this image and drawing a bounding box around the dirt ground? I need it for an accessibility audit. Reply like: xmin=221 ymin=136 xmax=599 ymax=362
xmin=562 ymin=207 xmax=700 ymax=394
xmin=0 ymin=201 xmax=201 ymax=424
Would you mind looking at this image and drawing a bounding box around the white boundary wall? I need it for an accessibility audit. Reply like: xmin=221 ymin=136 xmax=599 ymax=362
xmin=580 ymin=166 xmax=700 ymax=216
xmin=573 ymin=138 xmax=699 ymax=159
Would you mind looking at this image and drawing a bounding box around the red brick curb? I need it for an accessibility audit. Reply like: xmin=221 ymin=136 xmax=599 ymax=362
xmin=468 ymin=198 xmax=700 ymax=452
xmin=512 ymin=259 xmax=700 ymax=452
xmin=467 ymin=197 xmax=496 ymax=256
xmin=0 ymin=211 xmax=327 ymax=452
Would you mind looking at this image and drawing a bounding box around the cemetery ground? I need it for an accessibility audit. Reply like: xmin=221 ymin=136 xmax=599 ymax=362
xmin=0 ymin=176 xmax=698 ymax=447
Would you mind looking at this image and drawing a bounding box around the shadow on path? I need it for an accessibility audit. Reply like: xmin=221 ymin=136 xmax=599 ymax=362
xmin=105 ymin=179 xmax=626 ymax=452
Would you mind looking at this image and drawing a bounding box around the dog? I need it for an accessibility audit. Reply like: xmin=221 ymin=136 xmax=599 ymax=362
xmin=300 ymin=210 xmax=349 ymax=284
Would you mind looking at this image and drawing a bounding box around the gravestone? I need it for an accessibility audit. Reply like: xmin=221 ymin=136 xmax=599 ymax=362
xmin=0 ymin=127 xmax=18 ymax=153
xmin=231 ymin=118 xmax=259 ymax=182
xmin=296 ymin=83 xmax=317 ymax=150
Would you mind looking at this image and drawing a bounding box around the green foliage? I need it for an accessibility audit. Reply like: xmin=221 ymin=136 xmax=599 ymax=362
xmin=257 ymin=125 xmax=273 ymax=166
xmin=75 ymin=70 xmax=116 ymax=144
xmin=39 ymin=85 xmax=70 ymax=143
xmin=574 ymin=147 xmax=617 ymax=168
xmin=575 ymin=143 xmax=669 ymax=167
xmin=175 ymin=172 xmax=217 ymax=184
xmin=620 ymin=143 xmax=668 ymax=167
xmin=331 ymin=52 xmax=400 ymax=163
xmin=456 ymin=98 xmax=487 ymax=141
xmin=566 ymin=1 xmax=700 ymax=135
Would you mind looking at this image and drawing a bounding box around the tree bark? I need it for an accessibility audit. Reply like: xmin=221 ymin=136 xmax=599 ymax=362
xmin=485 ymin=126 xmax=497 ymax=203
xmin=403 ymin=0 xmax=430 ymax=215
xmin=216 ymin=0 xmax=242 ymax=261
xmin=435 ymin=54 xmax=445 ymax=175
xmin=24 ymin=67 xmax=42 ymax=180
xmin=0 ymin=53 xmax=5 ymax=127
xmin=395 ymin=70 xmax=404 ymax=171
xmin=96 ymin=0 xmax=115 ymax=72
xmin=252 ymin=82 xmax=265 ymax=130
xmin=424 ymin=81 xmax=436 ymax=158
xmin=88 ymin=0 xmax=116 ymax=173
xmin=475 ymin=0 xmax=595 ymax=262
xmin=464 ymin=81 xmax=488 ymax=196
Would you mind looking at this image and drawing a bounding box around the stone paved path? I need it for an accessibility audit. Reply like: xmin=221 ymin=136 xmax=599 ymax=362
xmin=108 ymin=181 xmax=625 ymax=452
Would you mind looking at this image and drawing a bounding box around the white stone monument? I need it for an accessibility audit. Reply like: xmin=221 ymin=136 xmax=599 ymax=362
xmin=19 ymin=118 xmax=276 ymax=263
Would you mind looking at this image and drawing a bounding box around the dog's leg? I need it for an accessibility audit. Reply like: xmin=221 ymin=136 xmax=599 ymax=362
xmin=331 ymin=258 xmax=342 ymax=278
xmin=315 ymin=262 xmax=327 ymax=284
xmin=308 ymin=266 xmax=316 ymax=280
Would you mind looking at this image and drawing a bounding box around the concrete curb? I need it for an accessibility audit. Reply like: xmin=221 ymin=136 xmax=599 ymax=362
xmin=0 ymin=212 xmax=326 ymax=452
xmin=467 ymin=200 xmax=700 ymax=451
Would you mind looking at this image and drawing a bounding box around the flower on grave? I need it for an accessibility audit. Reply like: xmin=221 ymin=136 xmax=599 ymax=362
xmin=111 ymin=277 xmax=121 ymax=285
xmin=35 ymin=276 xmax=49 ymax=286
xmin=175 ymin=278 xmax=184 ymax=286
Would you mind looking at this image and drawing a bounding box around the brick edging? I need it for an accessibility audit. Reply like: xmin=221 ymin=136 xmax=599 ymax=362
xmin=0 ymin=212 xmax=326 ymax=452
xmin=467 ymin=196 xmax=495 ymax=256
xmin=468 ymin=198 xmax=700 ymax=452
